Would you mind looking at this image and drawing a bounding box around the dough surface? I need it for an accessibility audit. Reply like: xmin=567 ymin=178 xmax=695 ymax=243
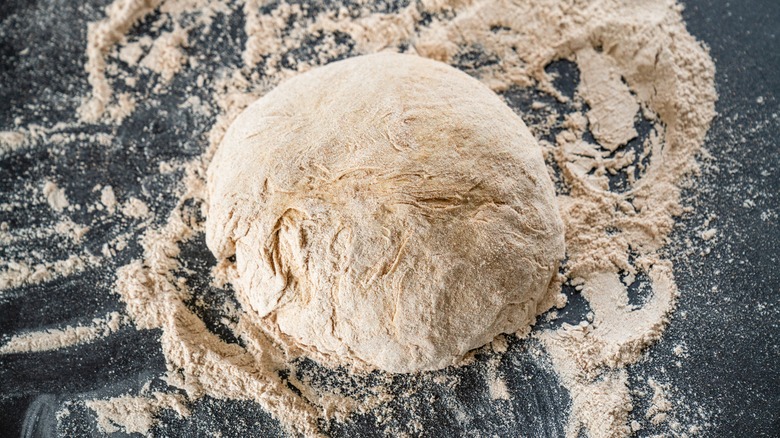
xmin=206 ymin=52 xmax=565 ymax=373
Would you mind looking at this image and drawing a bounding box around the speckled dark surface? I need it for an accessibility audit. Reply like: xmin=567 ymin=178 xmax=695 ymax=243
xmin=0 ymin=0 xmax=778 ymax=437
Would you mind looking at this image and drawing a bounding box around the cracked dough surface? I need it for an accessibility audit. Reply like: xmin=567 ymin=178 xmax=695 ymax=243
xmin=206 ymin=53 xmax=565 ymax=373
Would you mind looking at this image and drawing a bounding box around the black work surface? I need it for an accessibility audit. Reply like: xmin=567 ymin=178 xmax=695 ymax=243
xmin=0 ymin=0 xmax=778 ymax=437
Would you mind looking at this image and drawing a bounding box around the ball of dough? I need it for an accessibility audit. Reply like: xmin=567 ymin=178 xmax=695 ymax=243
xmin=206 ymin=53 xmax=564 ymax=373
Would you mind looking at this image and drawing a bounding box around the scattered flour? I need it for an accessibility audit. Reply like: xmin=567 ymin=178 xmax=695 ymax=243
xmin=54 ymin=219 xmax=90 ymax=243
xmin=121 ymin=197 xmax=150 ymax=219
xmin=646 ymin=378 xmax=673 ymax=426
xmin=100 ymin=185 xmax=118 ymax=213
xmin=0 ymin=253 xmax=100 ymax=294
xmin=86 ymin=392 xmax=189 ymax=435
xmin=0 ymin=130 xmax=27 ymax=156
xmin=2 ymin=0 xmax=719 ymax=436
xmin=43 ymin=181 xmax=70 ymax=212
xmin=0 ymin=312 xmax=127 ymax=354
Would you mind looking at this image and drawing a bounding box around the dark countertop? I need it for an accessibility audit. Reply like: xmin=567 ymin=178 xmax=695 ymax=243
xmin=0 ymin=0 xmax=778 ymax=436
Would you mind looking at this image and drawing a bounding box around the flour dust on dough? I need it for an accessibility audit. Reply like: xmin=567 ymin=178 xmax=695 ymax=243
xmin=206 ymin=52 xmax=565 ymax=373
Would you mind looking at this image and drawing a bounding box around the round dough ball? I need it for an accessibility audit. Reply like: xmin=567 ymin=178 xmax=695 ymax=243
xmin=206 ymin=53 xmax=564 ymax=373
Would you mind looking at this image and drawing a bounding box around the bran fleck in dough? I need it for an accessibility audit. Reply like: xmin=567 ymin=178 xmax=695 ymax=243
xmin=206 ymin=52 xmax=566 ymax=373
